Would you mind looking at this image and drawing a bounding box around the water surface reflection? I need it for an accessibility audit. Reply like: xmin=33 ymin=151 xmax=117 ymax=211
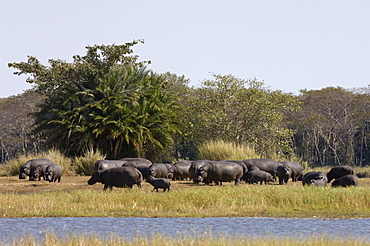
xmin=1 ymin=217 xmax=369 ymax=243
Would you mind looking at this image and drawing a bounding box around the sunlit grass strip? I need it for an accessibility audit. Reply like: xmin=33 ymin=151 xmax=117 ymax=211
xmin=7 ymin=232 xmax=370 ymax=246
xmin=0 ymin=185 xmax=369 ymax=218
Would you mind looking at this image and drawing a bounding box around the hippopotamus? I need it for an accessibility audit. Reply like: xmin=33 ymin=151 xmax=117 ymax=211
xmin=302 ymin=171 xmax=328 ymax=186
xmin=19 ymin=158 xmax=54 ymax=180
xmin=331 ymin=174 xmax=358 ymax=187
xmin=189 ymin=160 xmax=210 ymax=184
xmin=45 ymin=164 xmax=63 ymax=183
xmin=169 ymin=160 xmax=192 ymax=180
xmin=277 ymin=165 xmax=291 ymax=185
xmin=223 ymin=160 xmax=248 ymax=175
xmin=31 ymin=164 xmax=49 ymax=181
xmin=87 ymin=166 xmax=143 ymax=190
xmin=242 ymin=159 xmax=279 ymax=180
xmin=123 ymin=160 xmax=152 ymax=179
xmin=327 ymin=166 xmax=354 ymax=183
xmin=278 ymin=161 xmax=304 ymax=182
xmin=148 ymin=163 xmax=173 ymax=179
xmin=245 ymin=169 xmax=275 ymax=185
xmin=146 ymin=176 xmax=171 ymax=192
xmin=196 ymin=161 xmax=244 ymax=186
xmin=93 ymin=160 xmax=126 ymax=172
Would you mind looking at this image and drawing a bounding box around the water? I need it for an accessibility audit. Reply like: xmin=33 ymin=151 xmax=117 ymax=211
xmin=1 ymin=217 xmax=369 ymax=244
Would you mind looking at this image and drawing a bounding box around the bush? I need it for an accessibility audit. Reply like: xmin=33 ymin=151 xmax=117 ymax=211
xmin=73 ymin=149 xmax=106 ymax=176
xmin=5 ymin=155 xmax=32 ymax=176
xmin=197 ymin=140 xmax=260 ymax=161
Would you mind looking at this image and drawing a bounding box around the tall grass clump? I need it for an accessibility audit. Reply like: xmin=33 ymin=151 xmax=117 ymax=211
xmin=197 ymin=139 xmax=260 ymax=160
xmin=5 ymin=149 xmax=72 ymax=176
xmin=73 ymin=149 xmax=105 ymax=176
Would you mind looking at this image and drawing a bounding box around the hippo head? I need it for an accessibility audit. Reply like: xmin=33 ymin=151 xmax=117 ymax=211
xmin=148 ymin=169 xmax=156 ymax=178
xmin=146 ymin=176 xmax=154 ymax=183
xmin=19 ymin=165 xmax=30 ymax=179
xmin=31 ymin=171 xmax=39 ymax=181
xmin=19 ymin=167 xmax=27 ymax=179
xmin=282 ymin=166 xmax=290 ymax=176
xmin=45 ymin=170 xmax=52 ymax=181
xmin=196 ymin=168 xmax=207 ymax=183
xmin=87 ymin=172 xmax=102 ymax=185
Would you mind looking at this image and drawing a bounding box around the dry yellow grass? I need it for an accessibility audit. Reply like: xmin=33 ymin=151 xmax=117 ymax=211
xmin=0 ymin=176 xmax=369 ymax=218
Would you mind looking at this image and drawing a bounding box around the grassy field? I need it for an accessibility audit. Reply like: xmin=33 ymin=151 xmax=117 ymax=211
xmin=0 ymin=175 xmax=369 ymax=218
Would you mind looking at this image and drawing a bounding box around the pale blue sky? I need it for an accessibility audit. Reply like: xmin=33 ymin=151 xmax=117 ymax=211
xmin=1 ymin=1 xmax=370 ymax=97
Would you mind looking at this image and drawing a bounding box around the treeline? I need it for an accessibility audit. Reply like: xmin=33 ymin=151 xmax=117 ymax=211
xmin=1 ymin=41 xmax=370 ymax=166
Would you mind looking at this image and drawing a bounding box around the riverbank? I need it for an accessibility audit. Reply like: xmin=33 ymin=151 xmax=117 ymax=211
xmin=0 ymin=176 xmax=369 ymax=218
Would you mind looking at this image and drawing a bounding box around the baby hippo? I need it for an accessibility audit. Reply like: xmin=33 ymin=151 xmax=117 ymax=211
xmin=146 ymin=176 xmax=171 ymax=192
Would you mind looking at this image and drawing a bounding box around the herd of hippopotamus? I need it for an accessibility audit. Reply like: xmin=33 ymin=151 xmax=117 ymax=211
xmin=19 ymin=158 xmax=62 ymax=183
xmin=18 ymin=157 xmax=359 ymax=191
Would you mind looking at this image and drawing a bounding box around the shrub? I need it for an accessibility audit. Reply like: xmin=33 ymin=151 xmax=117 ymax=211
xmin=197 ymin=140 xmax=260 ymax=161
xmin=73 ymin=149 xmax=106 ymax=176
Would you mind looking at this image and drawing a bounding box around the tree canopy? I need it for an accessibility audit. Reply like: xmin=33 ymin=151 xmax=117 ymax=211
xmin=8 ymin=41 xmax=180 ymax=159
xmin=177 ymin=74 xmax=300 ymax=158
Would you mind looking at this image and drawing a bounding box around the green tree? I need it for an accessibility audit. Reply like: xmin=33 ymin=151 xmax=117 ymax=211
xmin=180 ymin=74 xmax=300 ymax=158
xmin=9 ymin=42 xmax=180 ymax=160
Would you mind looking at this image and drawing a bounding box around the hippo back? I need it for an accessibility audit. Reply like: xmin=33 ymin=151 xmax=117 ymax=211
xmin=123 ymin=161 xmax=152 ymax=179
xmin=302 ymin=171 xmax=328 ymax=186
xmin=242 ymin=159 xmax=278 ymax=179
xmin=93 ymin=160 xmax=123 ymax=172
xmin=120 ymin=158 xmax=152 ymax=165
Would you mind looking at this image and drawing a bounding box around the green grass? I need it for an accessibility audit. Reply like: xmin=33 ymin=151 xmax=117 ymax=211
xmin=7 ymin=232 xmax=370 ymax=246
xmin=73 ymin=149 xmax=106 ymax=176
xmin=1 ymin=185 xmax=369 ymax=218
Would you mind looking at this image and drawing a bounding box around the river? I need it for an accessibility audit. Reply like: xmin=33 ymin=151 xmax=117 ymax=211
xmin=1 ymin=217 xmax=369 ymax=244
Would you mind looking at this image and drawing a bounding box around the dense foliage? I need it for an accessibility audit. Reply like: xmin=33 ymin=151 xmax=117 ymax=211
xmin=177 ymin=74 xmax=299 ymax=159
xmin=3 ymin=41 xmax=370 ymax=166
xmin=8 ymin=41 xmax=180 ymax=160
